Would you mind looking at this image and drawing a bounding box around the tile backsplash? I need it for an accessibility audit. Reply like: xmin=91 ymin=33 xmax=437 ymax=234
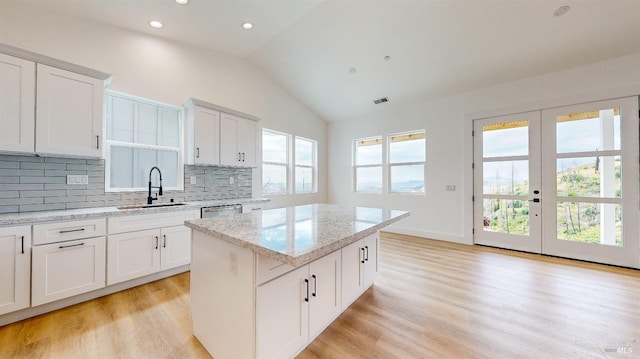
xmin=0 ymin=154 xmax=252 ymax=214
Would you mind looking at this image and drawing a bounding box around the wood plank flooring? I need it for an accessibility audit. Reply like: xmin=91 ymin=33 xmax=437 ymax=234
xmin=1 ymin=233 xmax=639 ymax=358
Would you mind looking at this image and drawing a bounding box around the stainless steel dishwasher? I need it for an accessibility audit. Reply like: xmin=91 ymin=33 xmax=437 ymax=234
xmin=200 ymin=204 xmax=242 ymax=218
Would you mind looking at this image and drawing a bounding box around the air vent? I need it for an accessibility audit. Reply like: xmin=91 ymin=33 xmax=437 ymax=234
xmin=373 ymin=97 xmax=389 ymax=105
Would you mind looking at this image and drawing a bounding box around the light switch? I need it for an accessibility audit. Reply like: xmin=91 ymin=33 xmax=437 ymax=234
xmin=67 ymin=175 xmax=88 ymax=185
xmin=190 ymin=176 xmax=197 ymax=185
xmin=446 ymin=185 xmax=456 ymax=191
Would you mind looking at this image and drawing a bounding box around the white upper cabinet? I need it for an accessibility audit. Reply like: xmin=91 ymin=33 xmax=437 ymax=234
xmin=220 ymin=113 xmax=258 ymax=167
xmin=192 ymin=106 xmax=220 ymax=165
xmin=0 ymin=53 xmax=35 ymax=153
xmin=35 ymin=64 xmax=104 ymax=158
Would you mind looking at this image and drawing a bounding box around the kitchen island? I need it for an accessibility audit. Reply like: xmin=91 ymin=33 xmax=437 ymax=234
xmin=185 ymin=204 xmax=409 ymax=359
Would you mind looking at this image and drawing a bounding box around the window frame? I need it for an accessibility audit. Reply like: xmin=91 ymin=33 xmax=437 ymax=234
xmin=262 ymin=128 xmax=291 ymax=196
xmin=294 ymin=136 xmax=318 ymax=194
xmin=353 ymin=136 xmax=384 ymax=193
xmin=104 ymin=90 xmax=184 ymax=193
xmin=387 ymin=130 xmax=426 ymax=195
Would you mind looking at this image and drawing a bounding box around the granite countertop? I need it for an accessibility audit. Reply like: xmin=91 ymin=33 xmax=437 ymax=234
xmin=0 ymin=198 xmax=269 ymax=226
xmin=185 ymin=203 xmax=410 ymax=267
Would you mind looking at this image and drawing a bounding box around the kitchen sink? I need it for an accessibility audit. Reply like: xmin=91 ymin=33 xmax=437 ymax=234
xmin=117 ymin=203 xmax=188 ymax=210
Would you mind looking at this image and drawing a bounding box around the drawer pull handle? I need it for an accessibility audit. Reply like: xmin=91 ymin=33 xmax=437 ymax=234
xmin=59 ymin=242 xmax=85 ymax=249
xmin=59 ymin=228 xmax=86 ymax=234
xmin=21 ymin=236 xmax=25 ymax=254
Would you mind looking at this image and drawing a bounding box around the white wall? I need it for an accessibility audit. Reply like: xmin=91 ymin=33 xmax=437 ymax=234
xmin=0 ymin=2 xmax=328 ymax=208
xmin=329 ymin=52 xmax=640 ymax=244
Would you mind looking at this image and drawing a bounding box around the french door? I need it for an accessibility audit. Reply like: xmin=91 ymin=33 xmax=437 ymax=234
xmin=474 ymin=97 xmax=639 ymax=268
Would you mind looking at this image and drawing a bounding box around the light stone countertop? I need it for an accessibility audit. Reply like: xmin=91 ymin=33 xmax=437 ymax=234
xmin=0 ymin=198 xmax=269 ymax=226
xmin=185 ymin=203 xmax=410 ymax=267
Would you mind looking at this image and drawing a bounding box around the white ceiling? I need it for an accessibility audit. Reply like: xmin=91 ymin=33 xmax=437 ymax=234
xmin=17 ymin=0 xmax=640 ymax=122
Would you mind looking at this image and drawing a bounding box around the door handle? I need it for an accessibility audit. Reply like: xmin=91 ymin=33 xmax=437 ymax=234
xmin=304 ymin=279 xmax=309 ymax=302
xmin=360 ymin=248 xmax=365 ymax=263
xmin=21 ymin=236 xmax=25 ymax=254
xmin=196 ymin=147 xmax=200 ymax=158
xmin=364 ymin=246 xmax=369 ymax=261
xmin=242 ymin=152 xmax=245 ymax=162
xmin=155 ymin=236 xmax=159 ymax=250
xmin=528 ymin=198 xmax=540 ymax=203
xmin=163 ymin=234 xmax=167 ymax=248
xmin=238 ymin=152 xmax=241 ymax=162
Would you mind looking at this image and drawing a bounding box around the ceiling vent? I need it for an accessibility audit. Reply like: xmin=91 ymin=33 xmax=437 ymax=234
xmin=373 ymin=97 xmax=389 ymax=105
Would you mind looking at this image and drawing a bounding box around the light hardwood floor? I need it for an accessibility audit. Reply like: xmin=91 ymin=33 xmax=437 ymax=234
xmin=1 ymin=233 xmax=638 ymax=358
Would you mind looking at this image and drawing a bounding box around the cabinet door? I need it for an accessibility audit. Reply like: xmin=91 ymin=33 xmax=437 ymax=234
xmin=0 ymin=226 xmax=31 ymax=315
xmin=219 ymin=114 xmax=239 ymax=166
xmin=363 ymin=234 xmax=379 ymax=288
xmin=0 ymin=53 xmax=35 ymax=153
xmin=32 ymin=236 xmax=106 ymax=306
xmin=160 ymin=225 xmax=191 ymax=270
xmin=237 ymin=119 xmax=258 ymax=167
xmin=341 ymin=239 xmax=364 ymax=310
xmin=257 ymin=265 xmax=309 ymax=359
xmin=193 ymin=106 xmax=220 ymax=165
xmin=107 ymin=229 xmax=160 ymax=285
xmin=309 ymin=250 xmax=341 ymax=339
xmin=35 ymin=64 xmax=103 ymax=158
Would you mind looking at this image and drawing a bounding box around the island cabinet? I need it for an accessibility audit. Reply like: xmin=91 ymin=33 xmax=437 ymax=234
xmin=0 ymin=226 xmax=31 ymax=316
xmin=107 ymin=211 xmax=198 ymax=285
xmin=257 ymin=250 xmax=342 ymax=359
xmin=341 ymin=233 xmax=379 ymax=309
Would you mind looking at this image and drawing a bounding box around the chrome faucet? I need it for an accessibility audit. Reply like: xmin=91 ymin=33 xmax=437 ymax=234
xmin=147 ymin=166 xmax=163 ymax=204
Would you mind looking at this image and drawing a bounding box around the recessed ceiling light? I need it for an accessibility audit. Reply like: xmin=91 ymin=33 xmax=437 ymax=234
xmin=349 ymin=67 xmax=357 ymax=74
xmin=553 ymin=5 xmax=570 ymax=17
xmin=384 ymin=55 xmax=391 ymax=61
xmin=149 ymin=20 xmax=163 ymax=29
xmin=242 ymin=22 xmax=254 ymax=30
xmin=175 ymin=0 xmax=188 ymax=4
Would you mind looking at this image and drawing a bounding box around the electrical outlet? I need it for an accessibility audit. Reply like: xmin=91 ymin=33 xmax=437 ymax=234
xmin=67 ymin=175 xmax=88 ymax=185
xmin=190 ymin=176 xmax=197 ymax=185
xmin=229 ymin=177 xmax=234 ymax=185
xmin=446 ymin=185 xmax=456 ymax=191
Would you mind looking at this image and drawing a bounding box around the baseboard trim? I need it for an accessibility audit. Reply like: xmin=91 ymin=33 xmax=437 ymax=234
xmin=382 ymin=226 xmax=471 ymax=245
xmin=0 ymin=265 xmax=190 ymax=327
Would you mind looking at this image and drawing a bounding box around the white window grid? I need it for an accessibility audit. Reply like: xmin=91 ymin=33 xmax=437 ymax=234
xmin=294 ymin=136 xmax=317 ymax=194
xmin=262 ymin=129 xmax=290 ymax=195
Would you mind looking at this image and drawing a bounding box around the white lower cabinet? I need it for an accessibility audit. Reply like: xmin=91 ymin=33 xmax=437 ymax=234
xmin=107 ymin=225 xmax=192 ymax=285
xmin=0 ymin=226 xmax=31 ymax=315
xmin=257 ymin=250 xmax=341 ymax=359
xmin=341 ymin=233 xmax=378 ymax=309
xmin=32 ymin=236 xmax=106 ymax=306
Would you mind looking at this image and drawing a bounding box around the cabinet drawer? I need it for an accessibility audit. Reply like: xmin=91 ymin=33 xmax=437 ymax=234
xmin=256 ymin=254 xmax=295 ymax=285
xmin=32 ymin=236 xmax=106 ymax=306
xmin=108 ymin=210 xmax=199 ymax=234
xmin=33 ymin=218 xmax=106 ymax=245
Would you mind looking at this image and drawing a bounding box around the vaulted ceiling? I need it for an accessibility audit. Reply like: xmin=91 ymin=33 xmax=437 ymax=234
xmin=13 ymin=0 xmax=640 ymax=121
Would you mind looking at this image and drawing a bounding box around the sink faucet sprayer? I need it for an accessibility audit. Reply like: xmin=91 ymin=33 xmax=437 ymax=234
xmin=147 ymin=166 xmax=163 ymax=204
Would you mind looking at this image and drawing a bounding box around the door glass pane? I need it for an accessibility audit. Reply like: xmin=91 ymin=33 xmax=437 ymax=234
xmin=556 ymin=108 xmax=620 ymax=153
xmin=483 ymin=161 xmax=528 ymax=195
xmin=482 ymin=198 xmax=530 ymax=235
xmin=483 ymin=120 xmax=528 ymax=157
xmin=557 ymin=156 xmax=621 ymax=197
xmin=557 ymin=202 xmax=621 ymax=247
